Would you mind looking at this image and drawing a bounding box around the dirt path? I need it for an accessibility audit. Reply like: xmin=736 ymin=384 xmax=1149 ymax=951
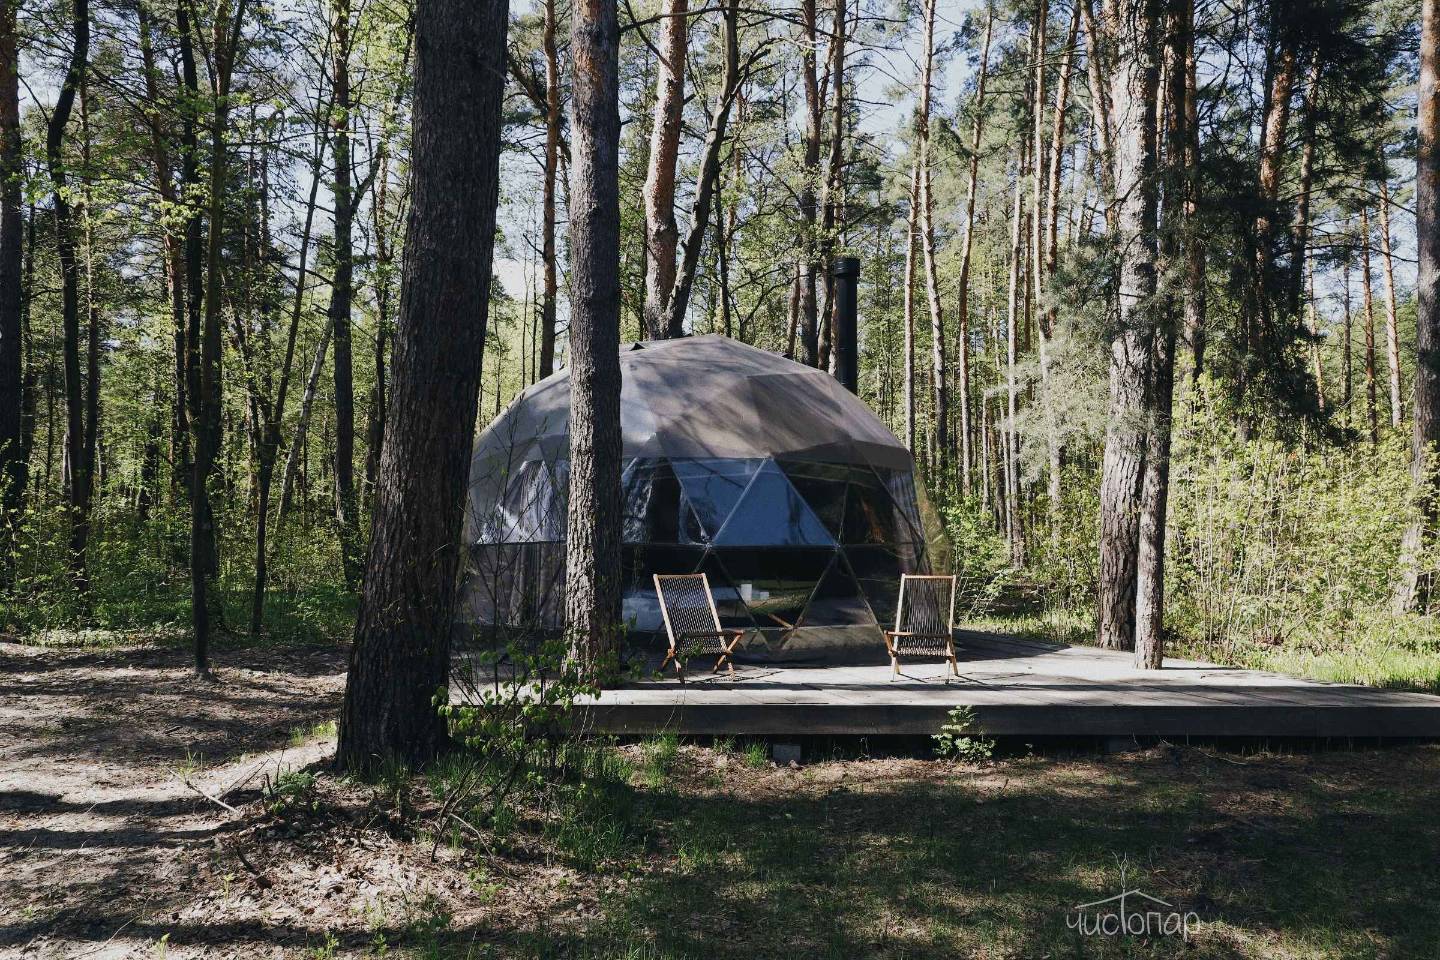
xmin=0 ymin=642 xmax=347 ymax=959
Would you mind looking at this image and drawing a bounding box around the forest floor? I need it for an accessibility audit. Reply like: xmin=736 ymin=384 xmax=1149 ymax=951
xmin=3 ymin=639 xmax=1440 ymax=959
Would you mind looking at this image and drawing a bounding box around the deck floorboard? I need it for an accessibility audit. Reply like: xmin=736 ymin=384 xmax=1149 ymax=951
xmin=574 ymin=632 xmax=1440 ymax=738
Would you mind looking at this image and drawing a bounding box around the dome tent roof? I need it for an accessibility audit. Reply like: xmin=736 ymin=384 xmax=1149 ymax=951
xmin=469 ymin=334 xmax=911 ymax=486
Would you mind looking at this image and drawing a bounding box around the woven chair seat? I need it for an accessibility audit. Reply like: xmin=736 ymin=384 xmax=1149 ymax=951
xmin=678 ymin=630 xmax=731 ymax=655
xmin=892 ymin=634 xmax=952 ymax=656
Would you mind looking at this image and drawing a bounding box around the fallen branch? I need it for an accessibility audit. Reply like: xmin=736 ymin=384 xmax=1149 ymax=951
xmin=176 ymin=774 xmax=239 ymax=814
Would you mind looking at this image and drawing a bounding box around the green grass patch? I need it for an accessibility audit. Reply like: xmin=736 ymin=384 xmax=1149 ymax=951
xmin=492 ymin=744 xmax=1440 ymax=960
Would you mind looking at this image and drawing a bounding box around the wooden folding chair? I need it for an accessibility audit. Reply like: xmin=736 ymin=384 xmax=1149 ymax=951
xmin=883 ymin=574 xmax=959 ymax=680
xmin=653 ymin=573 xmax=746 ymax=682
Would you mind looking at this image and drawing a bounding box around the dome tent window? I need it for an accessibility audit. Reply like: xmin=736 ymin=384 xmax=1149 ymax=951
xmin=462 ymin=335 xmax=930 ymax=661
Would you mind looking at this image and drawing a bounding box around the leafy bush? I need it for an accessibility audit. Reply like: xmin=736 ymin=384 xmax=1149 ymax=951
xmin=434 ymin=634 xmax=643 ymax=869
xmin=1166 ymin=382 xmax=1432 ymax=674
xmin=933 ymin=705 xmax=994 ymax=761
xmin=0 ymin=492 xmax=354 ymax=645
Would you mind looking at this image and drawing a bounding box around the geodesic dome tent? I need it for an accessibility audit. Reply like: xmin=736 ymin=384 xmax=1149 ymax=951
xmin=461 ymin=334 xmax=931 ymax=660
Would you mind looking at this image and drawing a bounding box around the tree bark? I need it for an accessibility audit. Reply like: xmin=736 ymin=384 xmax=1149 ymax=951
xmin=136 ymin=2 xmax=190 ymax=492
xmin=336 ymin=0 xmax=509 ymax=773
xmin=1005 ymin=151 xmax=1025 ymax=564
xmin=954 ymin=10 xmax=991 ymax=497
xmin=176 ymin=2 xmax=210 ymax=582
xmin=1081 ymin=0 xmax=1115 ymax=228
xmin=329 ymin=0 xmax=362 ymax=588
xmin=191 ymin=0 xmax=246 ymax=675
xmin=539 ymin=0 xmax=561 ymax=376
xmin=1182 ymin=19 xmax=1205 ymax=384
xmin=641 ymin=0 xmax=687 ymax=339
xmin=1135 ymin=0 xmax=1189 ymax=670
xmin=1097 ymin=0 xmax=1159 ymax=653
xmin=918 ymin=0 xmax=947 ymax=474
xmin=1394 ymin=0 xmax=1439 ymax=612
xmin=1288 ymin=58 xmax=1321 ymax=319
xmin=902 ymin=159 xmax=918 ymax=452
xmin=664 ymin=0 xmax=742 ymax=337
xmin=1361 ymin=205 xmax=1378 ymax=444
xmin=1245 ymin=33 xmax=1297 ymax=384
xmin=564 ymin=0 xmax=624 ymax=680
xmin=0 ymin=0 xmax=23 ymax=536
xmin=278 ymin=319 xmax=333 ymax=520
xmin=817 ymin=0 xmax=847 ymax=373
xmin=1342 ymin=254 xmax=1354 ymax=426
xmin=1308 ymin=267 xmax=1326 ymax=411
xmin=1379 ymin=177 xmax=1403 ymax=427
xmin=46 ymin=0 xmax=91 ymax=591
xmin=799 ymin=0 xmax=821 ymax=365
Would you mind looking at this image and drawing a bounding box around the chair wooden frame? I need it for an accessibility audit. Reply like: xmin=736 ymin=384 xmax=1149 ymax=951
xmin=883 ymin=574 xmax=959 ymax=680
xmin=653 ymin=573 xmax=745 ymax=682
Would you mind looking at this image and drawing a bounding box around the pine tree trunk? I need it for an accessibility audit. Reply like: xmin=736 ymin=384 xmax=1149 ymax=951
xmin=136 ymin=3 xmax=189 ymax=493
xmin=178 ymin=3 xmax=205 ymax=552
xmin=1097 ymin=0 xmax=1159 ymax=653
xmin=46 ymin=0 xmax=91 ymax=592
xmin=564 ymin=0 xmax=624 ymax=680
xmin=539 ymin=0 xmax=561 ymax=376
xmin=0 ymin=0 xmax=23 ymax=537
xmin=664 ymin=0 xmax=741 ymax=337
xmin=954 ymin=12 xmax=991 ymax=497
xmin=191 ymin=0 xmax=244 ymax=676
xmin=817 ymin=0 xmax=847 ymax=374
xmin=1362 ymin=205 xmax=1378 ymax=444
xmin=336 ymin=0 xmax=509 ymax=773
xmin=918 ymin=0 xmax=947 ymax=474
xmin=1081 ymin=0 xmax=1115 ymax=228
xmin=641 ymin=0 xmax=686 ymax=339
xmin=1135 ymin=0 xmax=1189 ymax=670
xmin=1379 ymin=177 xmax=1403 ymax=427
xmin=799 ymin=0 xmax=821 ymax=366
xmin=1041 ymin=3 xmax=1078 ymax=510
xmin=329 ymin=0 xmax=362 ymax=588
xmin=1030 ymin=0 xmax=1061 ymax=507
xmin=1288 ymin=59 xmax=1321 ymax=319
xmin=1394 ymin=0 xmax=1438 ymax=612
xmin=902 ymin=159 xmax=918 ymax=453
xmin=1245 ymin=37 xmax=1296 ymax=383
xmin=1005 ymin=152 xmax=1025 ymax=564
xmin=1308 ymin=268 xmax=1326 ymax=410
xmin=1182 ymin=22 xmax=1205 ymax=384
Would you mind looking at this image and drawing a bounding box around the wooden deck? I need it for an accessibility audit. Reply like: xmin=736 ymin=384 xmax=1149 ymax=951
xmin=579 ymin=632 xmax=1440 ymax=739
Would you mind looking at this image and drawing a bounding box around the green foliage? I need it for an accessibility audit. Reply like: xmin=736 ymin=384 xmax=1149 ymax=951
xmin=939 ymin=496 xmax=1011 ymax=593
xmin=263 ymin=769 xmax=320 ymax=816
xmin=0 ymin=494 xmax=354 ymax=646
xmin=1164 ymin=382 xmax=1438 ymax=686
xmin=639 ymin=733 xmax=680 ymax=790
xmin=1169 ymin=383 xmax=1419 ymax=642
xmin=932 ymin=705 xmax=994 ymax=762
xmin=434 ymin=637 xmax=644 ymax=871
xmin=1022 ymin=462 xmax=1104 ymax=628
xmin=952 ymin=377 xmax=1440 ymax=691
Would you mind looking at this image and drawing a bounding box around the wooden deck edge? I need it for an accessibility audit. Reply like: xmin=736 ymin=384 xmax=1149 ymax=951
xmin=577 ymin=702 xmax=1440 ymax=738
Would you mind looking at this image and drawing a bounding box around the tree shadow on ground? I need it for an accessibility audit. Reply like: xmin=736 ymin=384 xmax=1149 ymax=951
xmin=491 ymin=747 xmax=1440 ymax=960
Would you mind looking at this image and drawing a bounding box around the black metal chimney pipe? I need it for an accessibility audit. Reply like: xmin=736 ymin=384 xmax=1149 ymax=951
xmin=832 ymin=256 xmax=860 ymax=393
